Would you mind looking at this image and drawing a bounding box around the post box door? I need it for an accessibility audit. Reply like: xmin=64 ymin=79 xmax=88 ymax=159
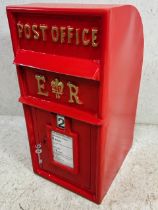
xmin=31 ymin=107 xmax=96 ymax=192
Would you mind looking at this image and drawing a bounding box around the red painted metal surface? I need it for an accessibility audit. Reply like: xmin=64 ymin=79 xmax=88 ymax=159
xmin=7 ymin=4 xmax=144 ymax=204
xmin=14 ymin=49 xmax=100 ymax=80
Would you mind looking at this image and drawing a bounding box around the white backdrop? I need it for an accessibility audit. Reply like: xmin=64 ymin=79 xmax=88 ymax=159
xmin=0 ymin=0 xmax=158 ymax=124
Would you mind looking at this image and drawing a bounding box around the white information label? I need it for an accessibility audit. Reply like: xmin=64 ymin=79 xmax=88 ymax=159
xmin=51 ymin=131 xmax=74 ymax=168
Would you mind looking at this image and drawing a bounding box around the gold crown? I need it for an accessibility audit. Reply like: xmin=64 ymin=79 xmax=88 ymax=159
xmin=51 ymin=78 xmax=64 ymax=99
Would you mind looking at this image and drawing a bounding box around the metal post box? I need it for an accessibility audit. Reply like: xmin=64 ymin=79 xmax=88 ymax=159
xmin=7 ymin=4 xmax=144 ymax=204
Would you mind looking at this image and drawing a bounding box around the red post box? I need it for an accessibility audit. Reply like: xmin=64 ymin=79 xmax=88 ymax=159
xmin=7 ymin=4 xmax=144 ymax=204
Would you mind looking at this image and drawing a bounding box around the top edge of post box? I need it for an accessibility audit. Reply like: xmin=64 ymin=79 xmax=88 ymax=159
xmin=6 ymin=3 xmax=135 ymax=13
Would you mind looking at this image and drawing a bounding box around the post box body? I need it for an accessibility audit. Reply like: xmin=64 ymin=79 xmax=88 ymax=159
xmin=7 ymin=4 xmax=144 ymax=204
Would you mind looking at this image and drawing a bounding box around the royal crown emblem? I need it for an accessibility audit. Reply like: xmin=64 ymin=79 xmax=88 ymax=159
xmin=51 ymin=78 xmax=64 ymax=99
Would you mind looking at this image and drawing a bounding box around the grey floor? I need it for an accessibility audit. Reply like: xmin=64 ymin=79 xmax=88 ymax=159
xmin=0 ymin=115 xmax=158 ymax=210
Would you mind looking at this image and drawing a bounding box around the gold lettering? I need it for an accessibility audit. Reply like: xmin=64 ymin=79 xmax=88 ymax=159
xmin=67 ymin=82 xmax=82 ymax=104
xmin=35 ymin=75 xmax=48 ymax=96
xmin=51 ymin=78 xmax=64 ymax=99
xmin=24 ymin=24 xmax=31 ymax=39
xmin=39 ymin=25 xmax=48 ymax=41
xmin=17 ymin=22 xmax=23 ymax=38
xmin=60 ymin=27 xmax=66 ymax=44
xmin=82 ymin=28 xmax=90 ymax=46
xmin=51 ymin=26 xmax=59 ymax=42
xmin=76 ymin=28 xmax=80 ymax=45
xmin=32 ymin=24 xmax=39 ymax=40
xmin=67 ymin=27 xmax=74 ymax=44
xmin=16 ymin=22 xmax=99 ymax=48
xmin=92 ymin=29 xmax=99 ymax=47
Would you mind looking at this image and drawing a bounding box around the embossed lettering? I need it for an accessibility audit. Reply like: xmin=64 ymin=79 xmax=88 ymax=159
xmin=67 ymin=82 xmax=82 ymax=104
xmin=82 ymin=28 xmax=90 ymax=46
xmin=32 ymin=24 xmax=39 ymax=40
xmin=60 ymin=27 xmax=66 ymax=44
xmin=24 ymin=24 xmax=31 ymax=39
xmin=67 ymin=27 xmax=74 ymax=44
xmin=35 ymin=75 xmax=48 ymax=96
xmin=16 ymin=21 xmax=99 ymax=48
xmin=51 ymin=26 xmax=59 ymax=42
xmin=92 ymin=29 xmax=99 ymax=47
xmin=39 ymin=25 xmax=48 ymax=41
xmin=17 ymin=22 xmax=23 ymax=38
xmin=75 ymin=28 xmax=80 ymax=45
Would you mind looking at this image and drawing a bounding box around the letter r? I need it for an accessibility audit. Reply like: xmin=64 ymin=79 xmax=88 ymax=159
xmin=67 ymin=82 xmax=82 ymax=104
